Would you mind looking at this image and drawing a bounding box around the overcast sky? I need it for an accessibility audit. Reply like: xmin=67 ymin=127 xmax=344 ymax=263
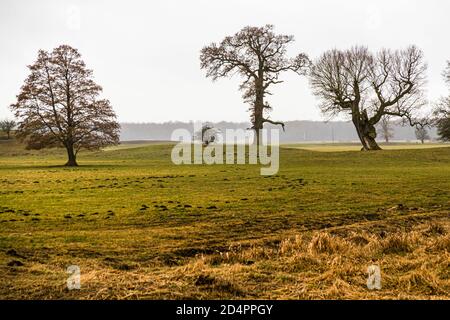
xmin=1 ymin=0 xmax=449 ymax=123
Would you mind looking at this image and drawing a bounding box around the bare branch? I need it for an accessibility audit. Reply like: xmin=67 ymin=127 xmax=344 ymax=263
xmin=200 ymin=25 xmax=309 ymax=139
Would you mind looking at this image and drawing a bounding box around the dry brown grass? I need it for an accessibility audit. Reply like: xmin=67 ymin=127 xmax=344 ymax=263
xmin=4 ymin=218 xmax=447 ymax=300
xmin=174 ymin=219 xmax=449 ymax=299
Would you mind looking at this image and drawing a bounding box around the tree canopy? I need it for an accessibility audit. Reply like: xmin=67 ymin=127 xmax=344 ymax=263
xmin=200 ymin=25 xmax=310 ymax=144
xmin=434 ymin=62 xmax=450 ymax=141
xmin=11 ymin=45 xmax=120 ymax=166
xmin=0 ymin=119 xmax=16 ymax=139
xmin=309 ymin=46 xmax=427 ymax=150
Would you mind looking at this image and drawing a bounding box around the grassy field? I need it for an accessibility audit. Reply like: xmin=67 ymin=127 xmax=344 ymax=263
xmin=0 ymin=139 xmax=449 ymax=299
xmin=283 ymin=142 xmax=450 ymax=152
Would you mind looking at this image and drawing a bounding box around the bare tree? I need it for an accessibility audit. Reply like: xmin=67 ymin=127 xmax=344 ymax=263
xmin=11 ymin=45 xmax=120 ymax=166
xmin=200 ymin=25 xmax=310 ymax=145
xmin=414 ymin=121 xmax=430 ymax=144
xmin=310 ymin=46 xmax=427 ymax=150
xmin=434 ymin=99 xmax=450 ymax=141
xmin=378 ymin=116 xmax=394 ymax=143
xmin=432 ymin=61 xmax=450 ymax=141
xmin=194 ymin=123 xmax=219 ymax=146
xmin=0 ymin=119 xmax=16 ymax=139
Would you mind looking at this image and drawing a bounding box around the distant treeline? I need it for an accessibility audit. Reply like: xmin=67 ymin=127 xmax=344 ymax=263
xmin=119 ymin=121 xmax=438 ymax=143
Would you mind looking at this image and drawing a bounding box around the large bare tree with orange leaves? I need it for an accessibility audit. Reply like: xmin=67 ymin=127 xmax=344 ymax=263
xmin=11 ymin=45 xmax=120 ymax=166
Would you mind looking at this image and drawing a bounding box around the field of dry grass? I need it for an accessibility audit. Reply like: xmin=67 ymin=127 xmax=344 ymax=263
xmin=3 ymin=214 xmax=447 ymax=299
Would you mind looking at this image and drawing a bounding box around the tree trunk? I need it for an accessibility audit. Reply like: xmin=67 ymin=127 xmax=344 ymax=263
xmin=363 ymin=134 xmax=382 ymax=150
xmin=253 ymin=119 xmax=262 ymax=157
xmin=254 ymin=128 xmax=261 ymax=146
xmin=253 ymin=86 xmax=264 ymax=149
xmin=65 ymin=144 xmax=78 ymax=166
xmin=352 ymin=117 xmax=382 ymax=151
xmin=6 ymin=131 xmax=10 ymax=139
xmin=352 ymin=118 xmax=369 ymax=150
xmin=361 ymin=121 xmax=381 ymax=150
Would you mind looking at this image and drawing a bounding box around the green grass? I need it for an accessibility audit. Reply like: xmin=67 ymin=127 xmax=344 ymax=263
xmin=283 ymin=142 xmax=450 ymax=152
xmin=103 ymin=140 xmax=174 ymax=151
xmin=0 ymin=140 xmax=449 ymax=299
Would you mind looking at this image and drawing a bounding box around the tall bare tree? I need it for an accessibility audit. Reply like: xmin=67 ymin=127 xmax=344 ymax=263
xmin=434 ymin=100 xmax=450 ymax=141
xmin=434 ymin=62 xmax=450 ymax=141
xmin=378 ymin=116 xmax=394 ymax=143
xmin=0 ymin=119 xmax=16 ymax=139
xmin=200 ymin=25 xmax=310 ymax=145
xmin=310 ymin=46 xmax=427 ymax=150
xmin=11 ymin=45 xmax=120 ymax=166
xmin=194 ymin=123 xmax=219 ymax=146
xmin=414 ymin=123 xmax=430 ymax=144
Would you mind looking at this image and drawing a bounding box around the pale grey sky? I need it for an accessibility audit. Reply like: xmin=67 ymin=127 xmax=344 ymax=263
xmin=1 ymin=0 xmax=449 ymax=123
